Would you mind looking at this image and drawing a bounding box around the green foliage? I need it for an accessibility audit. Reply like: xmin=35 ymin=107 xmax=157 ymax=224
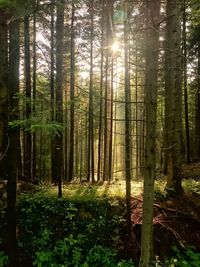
xmin=33 ymin=243 xmax=135 ymax=267
xmin=0 ymin=251 xmax=8 ymax=267
xmin=17 ymin=193 xmax=133 ymax=266
xmin=183 ymin=180 xmax=200 ymax=194
xmin=0 ymin=0 xmax=36 ymax=19
xmin=9 ymin=117 xmax=63 ymax=137
xmin=154 ymin=247 xmax=200 ymax=267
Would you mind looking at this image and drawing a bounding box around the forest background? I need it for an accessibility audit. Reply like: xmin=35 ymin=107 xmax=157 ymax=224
xmin=0 ymin=0 xmax=200 ymax=266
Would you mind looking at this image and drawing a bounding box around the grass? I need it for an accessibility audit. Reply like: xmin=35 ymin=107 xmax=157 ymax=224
xmin=22 ymin=178 xmax=199 ymax=202
xmin=41 ymin=180 xmax=144 ymax=200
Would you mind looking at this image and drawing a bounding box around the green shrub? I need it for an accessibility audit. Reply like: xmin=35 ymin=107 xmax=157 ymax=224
xmin=33 ymin=242 xmax=135 ymax=267
xmin=154 ymin=247 xmax=200 ymax=267
xmin=17 ymin=193 xmax=133 ymax=266
xmin=0 ymin=251 xmax=8 ymax=267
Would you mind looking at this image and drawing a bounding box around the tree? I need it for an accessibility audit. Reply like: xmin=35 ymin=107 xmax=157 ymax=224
xmin=164 ymin=0 xmax=183 ymax=195
xmin=195 ymin=43 xmax=200 ymax=159
xmin=32 ymin=0 xmax=38 ymax=180
xmin=50 ymin=0 xmax=56 ymax=184
xmin=87 ymin=0 xmax=94 ymax=182
xmin=97 ymin=0 xmax=105 ymax=181
xmin=7 ymin=17 xmax=20 ymax=267
xmin=123 ymin=0 xmax=132 ymax=238
xmin=55 ymin=0 xmax=64 ymax=197
xmin=103 ymin=0 xmax=113 ymax=181
xmin=68 ymin=0 xmax=75 ymax=181
xmin=24 ymin=14 xmax=32 ymax=181
xmin=0 ymin=9 xmax=8 ymax=178
xmin=139 ymin=0 xmax=161 ymax=266
xmin=182 ymin=0 xmax=191 ymax=163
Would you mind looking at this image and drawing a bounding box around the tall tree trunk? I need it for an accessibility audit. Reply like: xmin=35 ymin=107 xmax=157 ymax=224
xmin=182 ymin=0 xmax=190 ymax=163
xmin=32 ymin=1 xmax=38 ymax=181
xmin=0 ymin=10 xmax=8 ymax=178
xmin=165 ymin=0 xmax=183 ymax=195
xmin=50 ymin=0 xmax=56 ymax=184
xmin=139 ymin=1 xmax=161 ymax=266
xmin=68 ymin=0 xmax=75 ymax=181
xmin=7 ymin=17 xmax=20 ymax=267
xmin=97 ymin=0 xmax=104 ymax=181
xmin=108 ymin=56 xmax=114 ymax=181
xmin=55 ymin=0 xmax=64 ymax=197
xmin=87 ymin=0 xmax=94 ymax=182
xmin=103 ymin=0 xmax=113 ymax=181
xmin=79 ymin=116 xmax=83 ymax=181
xmin=124 ymin=0 xmax=132 ymax=237
xmin=135 ymin=42 xmax=139 ymax=179
xmin=195 ymin=42 xmax=200 ymax=159
xmin=24 ymin=15 xmax=32 ymax=181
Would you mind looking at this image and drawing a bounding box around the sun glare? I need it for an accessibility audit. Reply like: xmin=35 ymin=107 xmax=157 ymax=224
xmin=80 ymin=71 xmax=89 ymax=80
xmin=111 ymin=41 xmax=120 ymax=53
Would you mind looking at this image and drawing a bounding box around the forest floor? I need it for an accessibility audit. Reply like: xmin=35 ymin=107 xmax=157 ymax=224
xmin=0 ymin=162 xmax=200 ymax=266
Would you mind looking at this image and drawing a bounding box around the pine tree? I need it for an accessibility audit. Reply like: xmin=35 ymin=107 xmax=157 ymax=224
xmin=139 ymin=0 xmax=161 ymax=266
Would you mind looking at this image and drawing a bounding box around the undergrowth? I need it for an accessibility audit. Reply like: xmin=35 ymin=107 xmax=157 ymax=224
xmin=16 ymin=192 xmax=134 ymax=266
xmin=154 ymin=246 xmax=200 ymax=267
xmin=0 ymin=181 xmax=200 ymax=266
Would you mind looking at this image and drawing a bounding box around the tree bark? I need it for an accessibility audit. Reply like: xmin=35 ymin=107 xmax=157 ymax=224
xmin=7 ymin=17 xmax=20 ymax=267
xmin=55 ymin=0 xmax=64 ymax=197
xmin=182 ymin=0 xmax=190 ymax=163
xmin=195 ymin=42 xmax=200 ymax=159
xmin=0 ymin=10 xmax=8 ymax=178
xmin=164 ymin=0 xmax=183 ymax=195
xmin=32 ymin=0 xmax=38 ymax=180
xmin=87 ymin=0 xmax=95 ymax=182
xmin=139 ymin=0 xmax=161 ymax=266
xmin=68 ymin=0 xmax=75 ymax=181
xmin=50 ymin=0 xmax=56 ymax=184
xmin=24 ymin=15 xmax=32 ymax=181
xmin=97 ymin=0 xmax=105 ymax=181
xmin=124 ymin=0 xmax=132 ymax=238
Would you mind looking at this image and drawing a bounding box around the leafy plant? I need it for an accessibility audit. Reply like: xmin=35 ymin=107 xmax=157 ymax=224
xmin=17 ymin=193 xmax=134 ymax=266
xmin=0 ymin=251 xmax=8 ymax=267
xmin=154 ymin=247 xmax=200 ymax=267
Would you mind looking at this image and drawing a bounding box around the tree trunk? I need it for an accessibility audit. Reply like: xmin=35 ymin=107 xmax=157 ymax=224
xmin=108 ymin=57 xmax=114 ymax=181
xmin=55 ymin=0 xmax=64 ymax=197
xmin=24 ymin=15 xmax=32 ymax=181
xmin=97 ymin=0 xmax=104 ymax=181
xmin=165 ymin=0 xmax=183 ymax=195
xmin=0 ymin=10 xmax=8 ymax=178
xmin=32 ymin=1 xmax=38 ymax=181
xmin=50 ymin=0 xmax=56 ymax=184
xmin=139 ymin=0 xmax=161 ymax=266
xmin=87 ymin=0 xmax=94 ymax=182
xmin=124 ymin=0 xmax=132 ymax=238
xmin=68 ymin=0 xmax=75 ymax=181
xmin=103 ymin=0 xmax=113 ymax=181
xmin=7 ymin=17 xmax=20 ymax=267
xmin=195 ymin=42 xmax=200 ymax=159
xmin=182 ymin=0 xmax=190 ymax=163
